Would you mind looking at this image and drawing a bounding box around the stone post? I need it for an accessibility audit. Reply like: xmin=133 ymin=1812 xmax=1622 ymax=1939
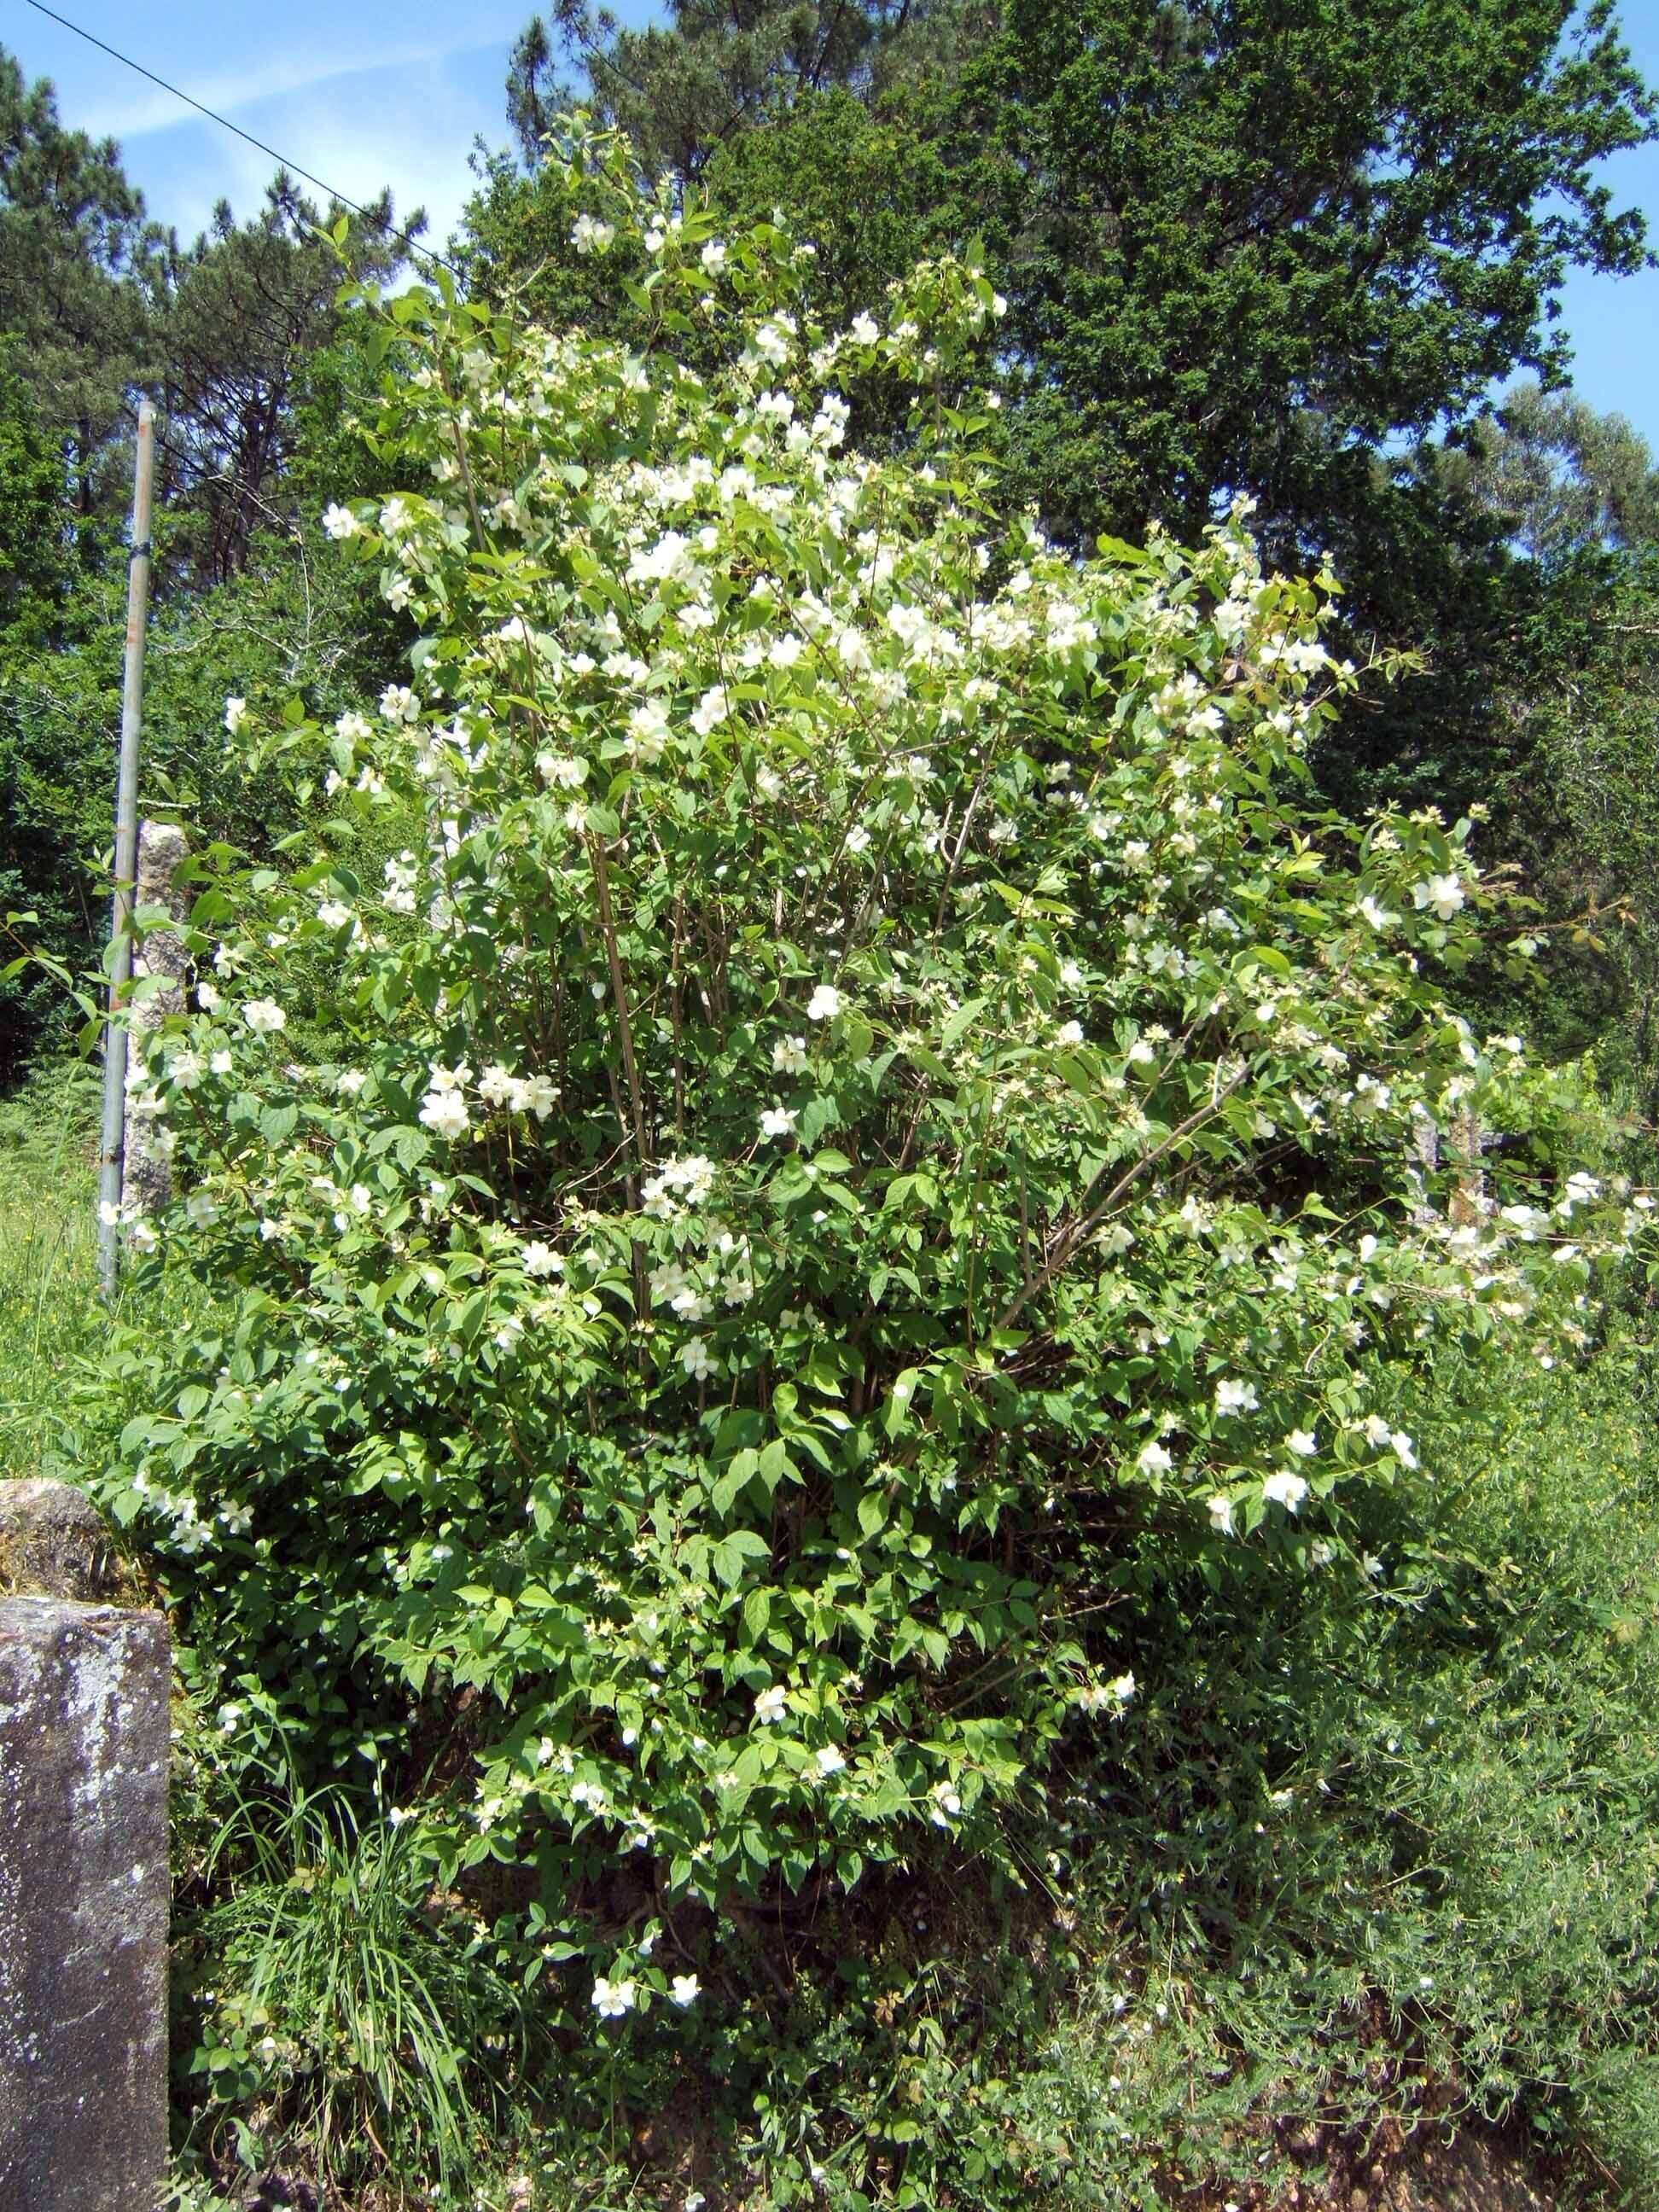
xmin=0 ymin=1482 xmax=169 ymax=2211
xmin=122 ymin=820 xmax=191 ymax=1220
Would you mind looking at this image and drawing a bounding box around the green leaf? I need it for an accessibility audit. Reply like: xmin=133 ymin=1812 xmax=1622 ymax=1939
xmin=259 ymin=1103 xmax=298 ymax=1145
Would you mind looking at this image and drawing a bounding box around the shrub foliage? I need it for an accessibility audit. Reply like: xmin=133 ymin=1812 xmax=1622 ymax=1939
xmin=96 ymin=127 xmax=1648 ymax=2034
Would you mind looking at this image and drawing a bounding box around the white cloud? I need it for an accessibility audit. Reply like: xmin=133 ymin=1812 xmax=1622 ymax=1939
xmin=127 ymin=45 xmax=509 ymax=250
xmin=80 ymin=44 xmax=445 ymax=139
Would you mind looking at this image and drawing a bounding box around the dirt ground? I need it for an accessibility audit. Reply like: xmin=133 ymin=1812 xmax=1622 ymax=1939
xmin=1365 ymin=2129 xmax=1556 ymax=2212
xmin=1262 ymin=2123 xmax=1561 ymax=2212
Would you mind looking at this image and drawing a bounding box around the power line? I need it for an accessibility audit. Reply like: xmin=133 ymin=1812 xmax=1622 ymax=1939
xmin=20 ymin=0 xmax=464 ymax=279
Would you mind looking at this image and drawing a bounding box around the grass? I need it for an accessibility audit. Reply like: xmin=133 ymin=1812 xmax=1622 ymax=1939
xmin=0 ymin=1060 xmax=104 ymax=1478
xmin=171 ymin=1755 xmax=530 ymax=2205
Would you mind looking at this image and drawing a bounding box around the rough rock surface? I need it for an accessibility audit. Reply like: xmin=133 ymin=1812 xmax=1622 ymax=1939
xmin=0 ymin=1597 xmax=170 ymax=2211
xmin=122 ymin=818 xmax=190 ymax=1218
xmin=0 ymin=1476 xmax=125 ymax=1601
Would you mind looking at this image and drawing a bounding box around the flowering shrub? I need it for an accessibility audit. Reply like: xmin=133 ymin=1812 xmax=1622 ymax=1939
xmin=98 ymin=125 xmax=1648 ymax=2011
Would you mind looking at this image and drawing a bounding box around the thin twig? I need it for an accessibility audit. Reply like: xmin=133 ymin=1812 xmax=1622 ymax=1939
xmin=996 ymin=1073 xmax=1247 ymax=1333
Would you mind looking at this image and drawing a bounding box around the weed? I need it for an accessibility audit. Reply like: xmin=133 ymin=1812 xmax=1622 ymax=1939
xmin=173 ymin=1754 xmax=530 ymax=2208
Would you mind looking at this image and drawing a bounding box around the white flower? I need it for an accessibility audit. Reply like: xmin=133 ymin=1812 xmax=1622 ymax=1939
xmin=681 ymin=1336 xmax=715 ymax=1381
xmin=641 ymin=1154 xmax=716 ymax=1218
xmin=538 ymin=752 xmax=587 ymax=789
xmin=1412 ymin=873 xmax=1465 ymax=922
xmin=623 ymin=698 xmax=672 ymax=764
xmin=242 ymin=998 xmax=287 ymax=1036
xmin=223 ymin=696 xmax=252 ymax=736
xmin=1208 ymin=1493 xmax=1236 ymax=1535
xmin=1390 ymin=1429 xmax=1418 ymax=1469
xmin=1055 ymin=1020 xmax=1085 ymax=1048
xmin=759 ymin=1103 xmax=798 ymax=1139
xmin=209 ymin=1051 xmax=234 ymax=1076
xmin=1286 ymin=1429 xmax=1318 ymax=1458
xmin=380 ymin=684 xmax=420 ymax=724
xmin=670 ymin=1973 xmax=701 ymax=2006
xmin=626 ymin=529 xmax=696 ymax=587
xmin=572 ymin=214 xmax=616 ymax=255
xmin=1261 ymin=1470 xmax=1308 ymax=1511
xmin=1108 ymin=1671 xmax=1136 ymax=1704
xmin=690 ymin=685 xmax=730 ymax=738
xmin=1357 ymin=893 xmax=1399 ymax=929
xmin=754 ymin=322 xmax=792 ymax=367
xmin=772 ymin=1034 xmax=809 ymax=1075
xmin=813 ymin=1744 xmax=847 ymax=1777
xmin=850 ymin=311 xmax=880 ymax=345
xmin=321 ymin=502 xmax=359 ymax=540
xmin=591 ymin=1975 xmax=636 ymax=2018
xmin=1214 ymin=1377 xmax=1259 ymax=1417
xmin=1136 ymin=1440 xmax=1173 ymax=1475
xmin=754 ymin=1684 xmax=788 ymax=1725
xmin=185 ymin=1190 xmax=218 ymax=1228
xmin=700 ymin=239 xmax=726 ymax=275
xmin=930 ymin=1783 xmax=963 ymax=1827
xmin=523 ymin=1241 xmax=560 ymax=1277
xmin=806 ymin=984 xmax=842 ymax=1022
xmin=418 ymin=1088 xmax=470 ymax=1141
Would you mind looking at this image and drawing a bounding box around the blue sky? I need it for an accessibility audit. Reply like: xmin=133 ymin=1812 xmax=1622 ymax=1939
xmin=9 ymin=0 xmax=1659 ymax=447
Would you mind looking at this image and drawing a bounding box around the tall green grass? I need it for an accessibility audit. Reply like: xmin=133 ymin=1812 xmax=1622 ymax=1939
xmin=0 ymin=1062 xmax=103 ymax=1479
xmin=172 ymin=1755 xmax=529 ymax=2204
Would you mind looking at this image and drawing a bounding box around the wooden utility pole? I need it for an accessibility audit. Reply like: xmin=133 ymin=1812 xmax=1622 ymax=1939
xmin=96 ymin=400 xmax=157 ymax=1300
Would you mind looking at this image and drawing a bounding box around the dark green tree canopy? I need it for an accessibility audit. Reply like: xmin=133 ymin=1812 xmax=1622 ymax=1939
xmin=503 ymin=0 xmax=1654 ymax=572
xmin=951 ymin=0 xmax=1656 ymax=550
xmin=0 ymin=340 xmax=74 ymax=641
xmin=1454 ymin=379 xmax=1659 ymax=560
xmin=141 ymin=177 xmax=420 ymax=584
xmin=0 ymin=43 xmax=153 ymax=517
xmin=510 ymin=0 xmax=966 ymax=175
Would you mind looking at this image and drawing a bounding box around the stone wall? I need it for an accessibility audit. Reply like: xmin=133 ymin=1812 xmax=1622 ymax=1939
xmin=122 ymin=820 xmax=191 ymax=1219
xmin=0 ymin=1483 xmax=169 ymax=2211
